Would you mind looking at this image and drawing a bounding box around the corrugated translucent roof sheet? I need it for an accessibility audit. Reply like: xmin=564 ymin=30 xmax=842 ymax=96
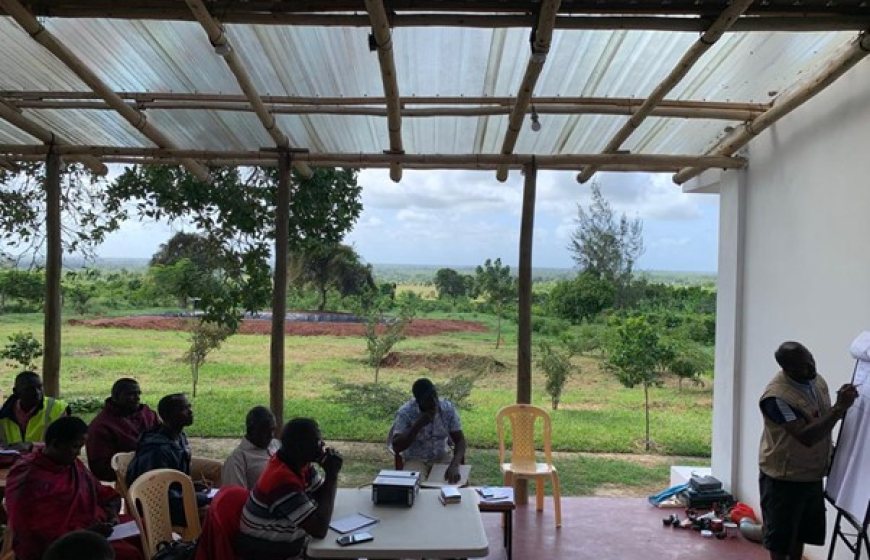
xmin=0 ymin=16 xmax=857 ymax=157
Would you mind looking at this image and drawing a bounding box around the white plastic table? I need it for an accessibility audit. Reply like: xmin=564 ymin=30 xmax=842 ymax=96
xmin=306 ymin=488 xmax=489 ymax=559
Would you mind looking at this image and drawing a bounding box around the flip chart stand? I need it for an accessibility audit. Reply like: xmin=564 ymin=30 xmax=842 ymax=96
xmin=827 ymin=503 xmax=869 ymax=560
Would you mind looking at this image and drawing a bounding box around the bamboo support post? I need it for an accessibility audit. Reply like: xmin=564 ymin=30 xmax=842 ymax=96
xmin=577 ymin=0 xmax=755 ymax=184
xmin=184 ymin=0 xmax=312 ymax=178
xmin=0 ymin=0 xmax=209 ymax=181
xmin=496 ymin=0 xmax=562 ymax=182
xmin=365 ymin=0 xmax=404 ymax=182
xmin=514 ymin=160 xmax=538 ymax=506
xmin=42 ymin=148 xmax=62 ymax=397
xmin=674 ymin=29 xmax=870 ymax=184
xmin=270 ymin=150 xmax=291 ymax=432
xmin=0 ymin=99 xmax=107 ymax=175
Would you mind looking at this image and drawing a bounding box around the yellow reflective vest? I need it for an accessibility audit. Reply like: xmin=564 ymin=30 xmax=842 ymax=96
xmin=0 ymin=396 xmax=68 ymax=444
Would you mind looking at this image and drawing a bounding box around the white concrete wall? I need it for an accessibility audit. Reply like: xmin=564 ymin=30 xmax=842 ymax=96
xmin=711 ymin=56 xmax=870 ymax=559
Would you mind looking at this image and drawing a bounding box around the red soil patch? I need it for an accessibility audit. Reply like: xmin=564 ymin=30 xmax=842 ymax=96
xmin=69 ymin=315 xmax=488 ymax=337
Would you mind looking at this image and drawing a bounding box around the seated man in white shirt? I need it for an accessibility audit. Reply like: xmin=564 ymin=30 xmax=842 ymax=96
xmin=391 ymin=378 xmax=466 ymax=484
xmin=221 ymin=406 xmax=279 ymax=489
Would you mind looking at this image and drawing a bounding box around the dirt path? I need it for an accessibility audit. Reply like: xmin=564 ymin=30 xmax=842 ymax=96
xmin=70 ymin=315 xmax=488 ymax=337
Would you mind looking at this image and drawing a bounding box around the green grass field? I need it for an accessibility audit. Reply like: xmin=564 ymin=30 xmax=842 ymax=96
xmin=0 ymin=312 xmax=713 ymax=495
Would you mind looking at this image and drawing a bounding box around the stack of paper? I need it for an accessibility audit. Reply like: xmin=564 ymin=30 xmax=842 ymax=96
xmin=476 ymin=486 xmax=513 ymax=503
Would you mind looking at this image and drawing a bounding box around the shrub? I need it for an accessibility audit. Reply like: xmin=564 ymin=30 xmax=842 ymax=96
xmin=364 ymin=304 xmax=415 ymax=383
xmin=68 ymin=396 xmax=104 ymax=414
xmin=331 ymin=380 xmax=408 ymax=421
xmin=536 ymin=341 xmax=575 ymax=410
xmin=1 ymin=331 xmax=43 ymax=370
xmin=438 ymin=374 xmax=479 ymax=410
xmin=548 ymin=272 xmax=616 ymax=324
xmin=182 ymin=321 xmax=232 ymax=397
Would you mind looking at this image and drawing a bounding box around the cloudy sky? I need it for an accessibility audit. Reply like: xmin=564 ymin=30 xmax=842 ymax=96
xmin=95 ymin=169 xmax=720 ymax=272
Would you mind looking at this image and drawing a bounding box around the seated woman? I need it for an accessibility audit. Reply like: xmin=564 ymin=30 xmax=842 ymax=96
xmin=5 ymin=416 xmax=143 ymax=560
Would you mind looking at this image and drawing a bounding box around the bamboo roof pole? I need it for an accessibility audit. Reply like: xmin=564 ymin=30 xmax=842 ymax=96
xmin=11 ymin=99 xmax=764 ymax=121
xmin=5 ymin=6 xmax=869 ymax=32
xmin=0 ymin=144 xmax=747 ymax=170
xmin=674 ymin=28 xmax=870 ymax=185
xmin=1 ymin=90 xmax=770 ymax=112
xmin=576 ymin=0 xmax=756 ymax=184
xmin=364 ymin=0 xmax=405 ymax=183
xmin=495 ymin=0 xmax=562 ymax=182
xmin=0 ymin=0 xmax=209 ymax=181
xmin=184 ymin=0 xmax=312 ymax=178
xmin=0 ymin=156 xmax=17 ymax=172
xmin=0 ymin=99 xmax=107 ymax=175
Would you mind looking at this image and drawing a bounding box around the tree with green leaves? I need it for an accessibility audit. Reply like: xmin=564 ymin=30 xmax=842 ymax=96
xmin=547 ymin=271 xmax=616 ymax=323
xmin=604 ymin=315 xmax=674 ymax=451
xmin=0 ymin=269 xmax=44 ymax=312
xmin=434 ymin=268 xmax=468 ymax=303
xmin=1 ymin=331 xmax=43 ymax=370
xmin=150 ymin=232 xmax=225 ymax=272
xmin=0 ymin=163 xmax=126 ymax=264
xmin=291 ymin=243 xmax=374 ymax=311
xmin=536 ymin=341 xmax=575 ymax=410
xmin=569 ymin=182 xmax=643 ymax=305
xmin=364 ymin=303 xmax=415 ymax=383
xmin=667 ymin=342 xmax=712 ymax=391
xmin=107 ymin=165 xmax=363 ymax=329
xmin=182 ymin=320 xmax=232 ymax=397
xmin=475 ymin=258 xmax=515 ymax=348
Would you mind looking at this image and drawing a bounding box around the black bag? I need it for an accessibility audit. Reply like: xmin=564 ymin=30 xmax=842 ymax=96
xmin=151 ymin=540 xmax=197 ymax=560
xmin=689 ymin=474 xmax=722 ymax=493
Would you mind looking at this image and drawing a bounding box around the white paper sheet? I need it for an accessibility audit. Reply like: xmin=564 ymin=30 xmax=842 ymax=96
xmin=108 ymin=520 xmax=140 ymax=542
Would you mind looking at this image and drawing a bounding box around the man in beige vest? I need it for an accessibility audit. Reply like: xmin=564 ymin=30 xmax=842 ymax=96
xmin=758 ymin=341 xmax=858 ymax=560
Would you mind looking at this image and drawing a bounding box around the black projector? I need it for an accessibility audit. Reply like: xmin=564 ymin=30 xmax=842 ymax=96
xmin=372 ymin=470 xmax=420 ymax=507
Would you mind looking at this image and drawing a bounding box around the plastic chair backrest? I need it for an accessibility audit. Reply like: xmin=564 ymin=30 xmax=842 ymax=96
xmin=496 ymin=404 xmax=553 ymax=467
xmin=127 ymin=468 xmax=202 ymax=558
xmin=111 ymin=451 xmax=135 ymax=500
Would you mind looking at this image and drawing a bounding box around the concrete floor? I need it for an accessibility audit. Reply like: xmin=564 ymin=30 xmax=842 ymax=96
xmin=479 ymin=497 xmax=769 ymax=560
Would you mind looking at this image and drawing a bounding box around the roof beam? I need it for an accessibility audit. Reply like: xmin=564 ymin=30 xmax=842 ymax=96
xmin=577 ymin=0 xmax=755 ymax=184
xmin=364 ymin=0 xmax=404 ymax=182
xmin=674 ymin=28 xmax=870 ymax=184
xmin=0 ymin=99 xmax=107 ymax=175
xmin=8 ymin=99 xmax=764 ymax=121
xmin=0 ymin=0 xmax=209 ymax=181
xmin=184 ymin=0 xmax=312 ymax=178
xmin=0 ymin=144 xmax=747 ymax=172
xmin=0 ymin=91 xmax=769 ymax=112
xmin=495 ymin=0 xmax=562 ymax=182
xmin=0 ymin=156 xmax=18 ymax=172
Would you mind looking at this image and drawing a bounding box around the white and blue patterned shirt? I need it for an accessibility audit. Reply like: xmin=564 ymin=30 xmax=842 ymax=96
xmin=393 ymin=398 xmax=462 ymax=462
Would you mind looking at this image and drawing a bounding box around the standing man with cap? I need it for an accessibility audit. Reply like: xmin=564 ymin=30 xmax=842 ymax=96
xmin=391 ymin=377 xmax=466 ymax=483
xmin=758 ymin=341 xmax=859 ymax=560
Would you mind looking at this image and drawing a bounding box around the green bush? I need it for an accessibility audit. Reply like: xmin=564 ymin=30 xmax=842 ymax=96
xmin=331 ymin=380 xmax=408 ymax=421
xmin=1 ymin=331 xmax=43 ymax=370
xmin=548 ymin=272 xmax=615 ymax=324
xmin=68 ymin=396 xmax=104 ymax=414
xmin=531 ymin=316 xmax=571 ymax=337
xmin=536 ymin=341 xmax=575 ymax=410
